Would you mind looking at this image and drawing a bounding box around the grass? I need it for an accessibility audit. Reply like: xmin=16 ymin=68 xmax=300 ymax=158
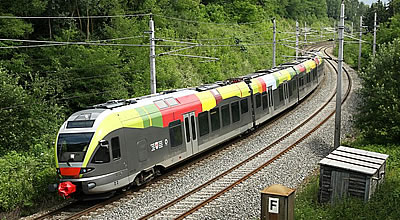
xmin=295 ymin=143 xmax=400 ymax=220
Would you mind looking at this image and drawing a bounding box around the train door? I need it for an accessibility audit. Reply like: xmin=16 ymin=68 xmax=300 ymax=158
xmin=283 ymin=82 xmax=289 ymax=105
xmin=183 ymin=112 xmax=199 ymax=155
xmin=109 ymin=135 xmax=129 ymax=187
xmin=267 ymin=86 xmax=274 ymax=114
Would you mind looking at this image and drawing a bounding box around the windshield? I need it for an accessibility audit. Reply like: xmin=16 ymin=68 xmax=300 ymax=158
xmin=57 ymin=133 xmax=94 ymax=162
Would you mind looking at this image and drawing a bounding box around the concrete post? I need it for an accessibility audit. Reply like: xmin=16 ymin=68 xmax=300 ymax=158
xmin=334 ymin=3 xmax=345 ymax=149
xmin=358 ymin=16 xmax=363 ymax=71
xmin=296 ymin=21 xmax=299 ymax=60
xmin=149 ymin=15 xmax=156 ymax=94
xmin=272 ymin=18 xmax=276 ymax=67
xmin=373 ymin=12 xmax=377 ymax=56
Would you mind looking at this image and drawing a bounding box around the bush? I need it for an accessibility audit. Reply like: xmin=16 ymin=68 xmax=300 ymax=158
xmin=0 ymin=148 xmax=58 ymax=213
xmin=355 ymin=38 xmax=400 ymax=144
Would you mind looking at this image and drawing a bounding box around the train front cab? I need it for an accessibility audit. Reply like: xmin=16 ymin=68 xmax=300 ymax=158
xmin=55 ymin=111 xmax=131 ymax=198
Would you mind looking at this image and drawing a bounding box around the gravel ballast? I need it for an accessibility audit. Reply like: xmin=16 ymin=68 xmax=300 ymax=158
xmin=91 ymin=49 xmax=360 ymax=220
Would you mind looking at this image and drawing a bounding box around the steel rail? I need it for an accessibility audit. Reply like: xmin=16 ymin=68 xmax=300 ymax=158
xmin=137 ymin=44 xmax=349 ymax=219
xmin=33 ymin=43 xmax=331 ymax=220
xmin=174 ymin=47 xmax=352 ymax=220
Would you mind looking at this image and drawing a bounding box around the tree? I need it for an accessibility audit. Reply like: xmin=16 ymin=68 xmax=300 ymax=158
xmin=356 ymin=38 xmax=400 ymax=144
xmin=0 ymin=68 xmax=63 ymax=154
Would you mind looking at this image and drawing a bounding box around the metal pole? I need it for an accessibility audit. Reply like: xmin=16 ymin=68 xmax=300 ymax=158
xmin=373 ymin=12 xmax=377 ymax=56
xmin=304 ymin=22 xmax=307 ymax=43
xmin=333 ymin=21 xmax=336 ymax=49
xmin=272 ymin=18 xmax=276 ymax=67
xmin=296 ymin=21 xmax=299 ymax=60
xmin=320 ymin=26 xmax=323 ymax=39
xmin=334 ymin=3 xmax=345 ymax=149
xmin=358 ymin=16 xmax=362 ymax=71
xmin=149 ymin=15 xmax=156 ymax=94
xmin=351 ymin=22 xmax=354 ymax=35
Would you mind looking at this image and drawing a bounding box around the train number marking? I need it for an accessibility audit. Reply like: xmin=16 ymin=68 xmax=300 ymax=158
xmin=150 ymin=139 xmax=167 ymax=152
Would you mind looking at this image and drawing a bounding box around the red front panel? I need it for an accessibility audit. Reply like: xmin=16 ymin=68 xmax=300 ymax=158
xmin=60 ymin=167 xmax=81 ymax=177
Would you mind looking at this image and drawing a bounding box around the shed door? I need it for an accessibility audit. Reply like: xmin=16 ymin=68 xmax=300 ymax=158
xmin=183 ymin=112 xmax=198 ymax=155
xmin=331 ymin=171 xmax=349 ymax=202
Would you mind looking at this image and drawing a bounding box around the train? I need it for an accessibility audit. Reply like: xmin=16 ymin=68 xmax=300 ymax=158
xmin=53 ymin=53 xmax=324 ymax=199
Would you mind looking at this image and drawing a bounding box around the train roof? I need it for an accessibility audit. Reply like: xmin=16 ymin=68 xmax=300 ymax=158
xmin=57 ymin=54 xmax=323 ymax=166
xmin=61 ymin=54 xmax=322 ymax=133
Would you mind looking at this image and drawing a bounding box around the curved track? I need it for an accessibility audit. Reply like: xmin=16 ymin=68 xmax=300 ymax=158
xmin=136 ymin=45 xmax=352 ymax=219
xmin=32 ymin=43 xmax=346 ymax=220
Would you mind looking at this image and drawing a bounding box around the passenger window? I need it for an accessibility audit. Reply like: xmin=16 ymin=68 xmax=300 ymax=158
xmin=256 ymin=94 xmax=261 ymax=108
xmin=268 ymin=86 xmax=273 ymax=107
xmin=241 ymin=99 xmax=248 ymax=114
xmin=279 ymin=86 xmax=284 ymax=101
xmin=198 ymin=111 xmax=210 ymax=137
xmin=293 ymin=79 xmax=297 ymax=90
xmin=210 ymin=108 xmax=220 ymax=131
xmin=92 ymin=145 xmax=110 ymax=163
xmin=169 ymin=120 xmax=183 ymax=147
xmin=231 ymin=102 xmax=240 ymax=123
xmin=191 ymin=116 xmax=196 ymax=141
xmin=111 ymin=137 xmax=121 ymax=160
xmin=221 ymin=104 xmax=231 ymax=127
xmin=185 ymin=117 xmax=190 ymax=142
xmin=262 ymin=93 xmax=268 ymax=110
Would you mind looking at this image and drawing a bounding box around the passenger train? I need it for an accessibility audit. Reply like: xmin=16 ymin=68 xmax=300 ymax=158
xmin=54 ymin=53 xmax=324 ymax=198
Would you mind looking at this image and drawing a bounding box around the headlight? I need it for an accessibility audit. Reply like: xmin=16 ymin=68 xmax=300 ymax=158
xmin=80 ymin=168 xmax=94 ymax=174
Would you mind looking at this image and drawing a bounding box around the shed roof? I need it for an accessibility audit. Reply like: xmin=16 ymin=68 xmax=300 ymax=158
xmin=319 ymin=146 xmax=389 ymax=175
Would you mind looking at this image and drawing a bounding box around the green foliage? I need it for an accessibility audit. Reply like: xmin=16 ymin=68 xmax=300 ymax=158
xmin=0 ymin=69 xmax=63 ymax=154
xmin=327 ymin=0 xmax=367 ymax=25
xmin=378 ymin=14 xmax=400 ymax=45
xmin=295 ymin=144 xmax=400 ymax=220
xmin=0 ymin=15 xmax=33 ymax=38
xmin=0 ymin=148 xmax=58 ymax=212
xmin=364 ymin=1 xmax=392 ymax=32
xmin=0 ymin=0 xmax=47 ymax=16
xmin=0 ymin=0 xmax=334 ymax=216
xmin=356 ymin=38 xmax=400 ymax=144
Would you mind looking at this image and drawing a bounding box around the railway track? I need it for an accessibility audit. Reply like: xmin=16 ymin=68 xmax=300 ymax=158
xmin=31 ymin=43 xmax=341 ymax=220
xmin=136 ymin=45 xmax=351 ymax=219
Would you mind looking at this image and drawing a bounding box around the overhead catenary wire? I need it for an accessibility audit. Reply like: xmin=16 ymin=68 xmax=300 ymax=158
xmin=0 ymin=13 xmax=268 ymax=27
xmin=158 ymin=30 xmax=271 ymax=42
xmin=0 ymin=14 xmax=151 ymax=19
xmin=0 ymin=14 xmax=324 ymax=111
xmin=1 ymin=88 xmax=123 ymax=111
xmin=0 ymin=35 xmax=146 ymax=49
xmin=0 ymin=38 xmax=293 ymax=49
xmin=153 ymin=14 xmax=267 ymax=26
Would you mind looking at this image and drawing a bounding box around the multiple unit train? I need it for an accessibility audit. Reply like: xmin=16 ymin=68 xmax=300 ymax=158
xmin=54 ymin=53 xmax=324 ymax=198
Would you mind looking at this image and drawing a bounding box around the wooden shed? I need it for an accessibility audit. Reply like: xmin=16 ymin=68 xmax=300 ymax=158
xmin=318 ymin=146 xmax=389 ymax=203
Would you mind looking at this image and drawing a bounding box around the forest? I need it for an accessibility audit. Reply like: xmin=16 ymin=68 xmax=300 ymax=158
xmin=0 ymin=0 xmax=398 ymax=218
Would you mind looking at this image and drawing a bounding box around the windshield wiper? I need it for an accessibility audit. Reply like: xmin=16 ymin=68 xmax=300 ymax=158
xmin=67 ymin=158 xmax=74 ymax=167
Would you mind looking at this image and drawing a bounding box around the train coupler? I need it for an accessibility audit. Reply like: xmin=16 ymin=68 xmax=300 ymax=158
xmin=58 ymin=181 xmax=76 ymax=199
